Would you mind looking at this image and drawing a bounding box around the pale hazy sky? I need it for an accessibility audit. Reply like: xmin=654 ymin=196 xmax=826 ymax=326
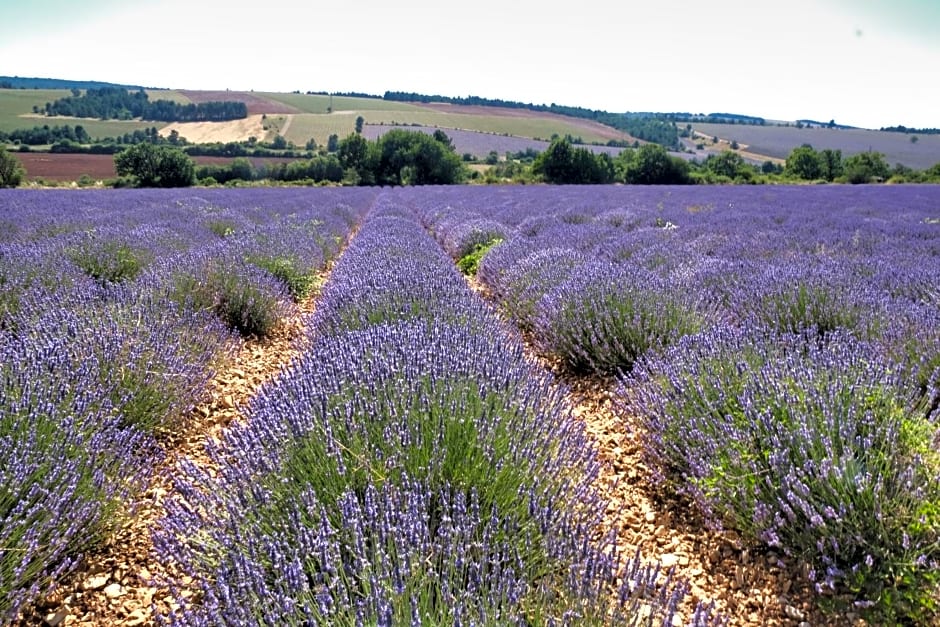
xmin=1 ymin=0 xmax=938 ymax=129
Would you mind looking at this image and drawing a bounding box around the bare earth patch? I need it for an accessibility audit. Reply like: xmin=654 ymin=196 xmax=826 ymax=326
xmin=158 ymin=114 xmax=268 ymax=144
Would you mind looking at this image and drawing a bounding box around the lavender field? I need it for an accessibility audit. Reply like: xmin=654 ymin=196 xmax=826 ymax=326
xmin=2 ymin=184 xmax=939 ymax=625
xmin=690 ymin=123 xmax=940 ymax=170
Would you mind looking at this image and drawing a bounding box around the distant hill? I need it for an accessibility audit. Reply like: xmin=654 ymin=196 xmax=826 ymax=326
xmin=0 ymin=76 xmax=150 ymax=91
xmin=2 ymin=77 xmax=939 ymax=170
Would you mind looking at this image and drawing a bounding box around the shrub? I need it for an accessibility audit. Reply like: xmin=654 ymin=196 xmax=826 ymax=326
xmin=536 ymin=262 xmax=711 ymax=373
xmin=0 ymin=336 xmax=154 ymax=621
xmin=628 ymin=327 xmax=940 ymax=622
xmin=499 ymin=247 xmax=584 ymax=332
xmin=171 ymin=259 xmax=294 ymax=338
xmin=456 ymin=238 xmax=501 ymax=276
xmin=155 ymin=320 xmax=703 ymax=625
xmin=247 ymin=254 xmax=321 ymax=300
xmin=67 ymin=238 xmax=151 ymax=284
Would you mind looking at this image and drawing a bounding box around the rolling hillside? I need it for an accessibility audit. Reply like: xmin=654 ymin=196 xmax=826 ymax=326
xmin=2 ymin=83 xmax=939 ymax=170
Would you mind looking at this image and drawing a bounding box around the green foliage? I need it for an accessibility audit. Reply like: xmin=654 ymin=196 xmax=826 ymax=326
xmin=0 ymin=146 xmax=25 ymax=188
xmin=532 ymin=138 xmax=615 ymax=184
xmin=337 ymin=132 xmax=369 ymax=171
xmin=618 ymin=143 xmax=691 ymax=184
xmin=457 ymin=238 xmax=502 ymax=276
xmin=171 ymin=264 xmax=286 ymax=338
xmin=114 ymin=143 xmax=195 ymax=187
xmin=843 ymin=151 xmax=890 ymax=184
xmin=704 ymin=149 xmax=751 ymax=180
xmin=206 ymin=220 xmax=236 ymax=237
xmin=786 ymin=144 xmax=825 ymax=180
xmin=247 ymin=254 xmax=320 ymax=301
xmin=274 ymin=376 xmax=555 ymax=521
xmin=43 ymin=86 xmax=247 ymax=122
xmin=67 ymin=240 xmax=150 ymax=284
xmin=326 ymin=133 xmax=340 ymax=152
xmin=369 ymin=129 xmax=467 ymax=185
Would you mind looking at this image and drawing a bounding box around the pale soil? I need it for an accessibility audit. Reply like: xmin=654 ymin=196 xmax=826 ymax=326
xmin=158 ymin=114 xmax=268 ymax=144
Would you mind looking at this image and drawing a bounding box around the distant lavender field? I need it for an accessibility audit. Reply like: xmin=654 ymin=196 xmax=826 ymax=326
xmin=363 ymin=123 xmax=628 ymax=158
xmin=692 ymin=122 xmax=940 ymax=169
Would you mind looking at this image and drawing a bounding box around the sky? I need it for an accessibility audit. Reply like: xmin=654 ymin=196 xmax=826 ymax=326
xmin=1 ymin=0 xmax=938 ymax=129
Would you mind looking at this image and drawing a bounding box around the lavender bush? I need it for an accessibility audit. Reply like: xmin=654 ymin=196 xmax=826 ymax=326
xmin=0 ymin=335 xmax=156 ymax=622
xmin=169 ymin=253 xmax=296 ymax=339
xmin=627 ymin=327 xmax=940 ymax=622
xmin=311 ymin=215 xmax=493 ymax=335
xmin=497 ymin=247 xmax=585 ymax=332
xmin=535 ymin=261 xmax=713 ymax=374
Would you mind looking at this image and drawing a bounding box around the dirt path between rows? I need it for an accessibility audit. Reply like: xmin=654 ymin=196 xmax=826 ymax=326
xmin=465 ymin=277 xmax=862 ymax=626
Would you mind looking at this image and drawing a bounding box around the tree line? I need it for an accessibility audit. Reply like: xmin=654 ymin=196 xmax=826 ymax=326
xmin=508 ymin=138 xmax=940 ymax=185
xmin=105 ymin=128 xmax=466 ymax=188
xmin=40 ymin=87 xmax=247 ymax=122
xmin=5 ymin=131 xmax=939 ymax=189
xmin=0 ymin=124 xmax=90 ymax=145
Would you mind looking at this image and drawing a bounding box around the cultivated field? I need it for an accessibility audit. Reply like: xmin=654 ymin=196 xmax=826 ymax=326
xmin=362 ymin=124 xmax=627 ymax=158
xmin=15 ymin=152 xmax=306 ymax=182
xmin=1 ymin=88 xmax=633 ymax=150
xmin=690 ymin=122 xmax=940 ymax=170
xmin=2 ymin=185 xmax=939 ymax=626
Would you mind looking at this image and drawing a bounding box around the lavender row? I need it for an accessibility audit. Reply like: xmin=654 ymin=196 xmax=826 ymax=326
xmin=627 ymin=327 xmax=940 ymax=622
xmin=412 ymin=185 xmax=940 ymax=375
xmin=154 ymin=198 xmax=717 ymax=625
xmin=0 ymin=188 xmax=372 ymax=620
xmin=402 ymin=185 xmax=940 ymax=621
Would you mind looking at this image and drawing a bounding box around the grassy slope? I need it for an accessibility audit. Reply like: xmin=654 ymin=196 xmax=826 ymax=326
xmin=0 ymin=88 xmax=168 ymax=137
xmin=257 ymin=95 xmax=625 ymax=147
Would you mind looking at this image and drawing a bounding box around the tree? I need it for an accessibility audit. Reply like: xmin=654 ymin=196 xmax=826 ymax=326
xmin=843 ymin=151 xmax=889 ymax=183
xmin=370 ymin=129 xmax=466 ymax=185
xmin=819 ymin=148 xmax=843 ymax=181
xmin=619 ymin=143 xmax=690 ymax=184
xmin=229 ymin=157 xmax=254 ymax=181
xmin=432 ymin=129 xmax=454 ymax=150
xmin=114 ymin=143 xmax=195 ymax=187
xmin=532 ymin=138 xmax=614 ymax=184
xmin=355 ymin=116 xmax=364 ymax=134
xmin=337 ymin=133 xmax=369 ymax=172
xmin=327 ymin=134 xmax=340 ymax=152
xmin=705 ymin=150 xmax=748 ymax=179
xmin=785 ymin=144 xmax=824 ymax=180
xmin=0 ymin=146 xmax=26 ymax=187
